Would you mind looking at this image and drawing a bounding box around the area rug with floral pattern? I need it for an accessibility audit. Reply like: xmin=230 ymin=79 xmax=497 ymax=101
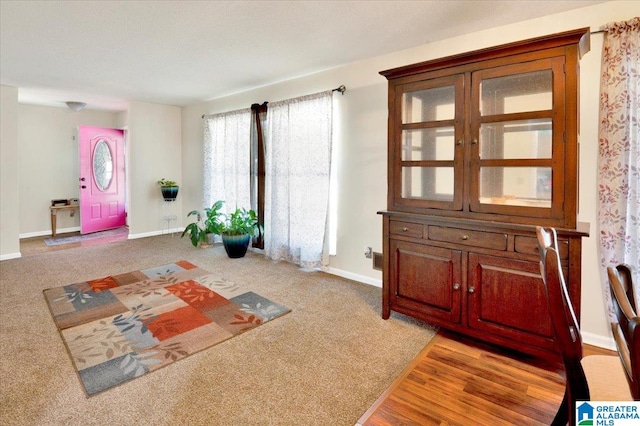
xmin=43 ymin=260 xmax=290 ymax=396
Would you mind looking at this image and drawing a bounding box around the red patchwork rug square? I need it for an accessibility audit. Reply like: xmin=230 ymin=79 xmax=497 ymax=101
xmin=43 ymin=260 xmax=290 ymax=396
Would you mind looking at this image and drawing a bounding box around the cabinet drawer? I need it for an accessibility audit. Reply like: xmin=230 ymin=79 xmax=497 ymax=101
xmin=390 ymin=221 xmax=424 ymax=238
xmin=428 ymin=226 xmax=507 ymax=250
xmin=514 ymin=235 xmax=569 ymax=260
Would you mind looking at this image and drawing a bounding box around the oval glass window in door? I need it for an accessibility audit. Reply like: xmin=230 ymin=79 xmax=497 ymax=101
xmin=93 ymin=139 xmax=113 ymax=191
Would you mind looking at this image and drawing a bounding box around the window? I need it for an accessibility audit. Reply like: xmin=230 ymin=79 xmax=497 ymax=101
xmin=203 ymin=90 xmax=335 ymax=268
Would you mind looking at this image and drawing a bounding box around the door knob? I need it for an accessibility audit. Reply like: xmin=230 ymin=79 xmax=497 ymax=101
xmin=468 ymin=286 xmax=476 ymax=294
xmin=81 ymin=185 xmax=87 ymax=189
xmin=80 ymin=177 xmax=86 ymax=181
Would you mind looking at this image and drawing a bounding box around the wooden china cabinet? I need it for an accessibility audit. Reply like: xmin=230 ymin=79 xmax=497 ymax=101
xmin=379 ymin=28 xmax=591 ymax=359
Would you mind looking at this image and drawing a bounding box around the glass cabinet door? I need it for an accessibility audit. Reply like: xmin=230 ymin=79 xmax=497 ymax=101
xmin=469 ymin=58 xmax=566 ymax=218
xmin=394 ymin=74 xmax=464 ymax=210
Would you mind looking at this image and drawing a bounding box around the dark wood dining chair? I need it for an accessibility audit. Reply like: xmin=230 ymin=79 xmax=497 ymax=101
xmin=536 ymin=226 xmax=633 ymax=426
xmin=607 ymin=264 xmax=640 ymax=399
xmin=608 ymin=264 xmax=638 ymax=313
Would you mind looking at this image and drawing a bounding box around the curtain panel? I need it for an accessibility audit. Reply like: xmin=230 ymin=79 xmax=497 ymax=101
xmin=264 ymin=90 xmax=333 ymax=269
xmin=598 ymin=17 xmax=640 ymax=315
xmin=203 ymin=109 xmax=252 ymax=213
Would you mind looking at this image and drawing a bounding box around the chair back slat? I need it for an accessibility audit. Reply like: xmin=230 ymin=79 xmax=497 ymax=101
xmin=608 ymin=264 xmax=640 ymax=399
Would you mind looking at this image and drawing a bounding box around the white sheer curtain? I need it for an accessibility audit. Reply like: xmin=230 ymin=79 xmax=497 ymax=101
xmin=203 ymin=108 xmax=252 ymax=212
xmin=264 ymin=90 xmax=333 ymax=268
xmin=598 ymin=17 xmax=640 ymax=314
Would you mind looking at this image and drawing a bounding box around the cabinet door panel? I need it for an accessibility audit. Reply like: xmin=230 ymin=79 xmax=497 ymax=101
xmin=469 ymin=57 xmax=567 ymax=222
xmin=467 ymin=253 xmax=555 ymax=350
xmin=393 ymin=74 xmax=465 ymax=211
xmin=390 ymin=240 xmax=462 ymax=323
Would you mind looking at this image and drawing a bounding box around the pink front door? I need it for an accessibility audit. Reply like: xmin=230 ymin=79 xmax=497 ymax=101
xmin=79 ymin=126 xmax=126 ymax=234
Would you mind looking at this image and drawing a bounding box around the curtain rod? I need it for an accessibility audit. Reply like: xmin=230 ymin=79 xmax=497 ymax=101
xmin=332 ymin=84 xmax=346 ymax=95
xmin=591 ymin=29 xmax=605 ymax=35
xmin=202 ymin=84 xmax=347 ymax=118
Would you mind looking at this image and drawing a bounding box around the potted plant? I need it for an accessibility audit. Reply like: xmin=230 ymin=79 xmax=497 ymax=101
xmin=181 ymin=200 xmax=225 ymax=247
xmin=220 ymin=206 xmax=262 ymax=258
xmin=181 ymin=200 xmax=261 ymax=257
xmin=157 ymin=178 xmax=179 ymax=201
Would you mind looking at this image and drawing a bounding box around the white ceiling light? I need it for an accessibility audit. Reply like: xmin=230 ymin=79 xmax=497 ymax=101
xmin=65 ymin=101 xmax=86 ymax=112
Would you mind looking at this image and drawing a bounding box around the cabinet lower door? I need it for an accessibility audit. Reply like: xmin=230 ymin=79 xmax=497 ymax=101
xmin=390 ymin=240 xmax=462 ymax=323
xmin=467 ymin=253 xmax=555 ymax=350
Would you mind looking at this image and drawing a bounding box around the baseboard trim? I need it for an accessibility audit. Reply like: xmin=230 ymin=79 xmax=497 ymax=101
xmin=20 ymin=227 xmax=180 ymax=241
xmin=0 ymin=252 xmax=22 ymax=261
xmin=324 ymin=267 xmax=382 ymax=288
xmin=582 ymin=331 xmax=616 ymax=351
xmin=128 ymin=228 xmax=182 ymax=239
xmin=20 ymin=226 xmax=80 ymax=239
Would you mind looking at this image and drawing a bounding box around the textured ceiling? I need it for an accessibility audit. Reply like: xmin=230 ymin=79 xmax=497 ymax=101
xmin=0 ymin=0 xmax=605 ymax=111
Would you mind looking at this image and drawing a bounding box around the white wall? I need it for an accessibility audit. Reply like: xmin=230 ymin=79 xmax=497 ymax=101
xmin=127 ymin=101 xmax=182 ymax=237
xmin=181 ymin=1 xmax=640 ymax=347
xmin=17 ymin=105 xmax=120 ymax=236
xmin=0 ymin=85 xmax=20 ymax=259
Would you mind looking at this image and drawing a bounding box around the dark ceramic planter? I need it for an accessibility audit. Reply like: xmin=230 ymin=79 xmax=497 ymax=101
xmin=161 ymin=186 xmax=179 ymax=201
xmin=221 ymin=233 xmax=251 ymax=258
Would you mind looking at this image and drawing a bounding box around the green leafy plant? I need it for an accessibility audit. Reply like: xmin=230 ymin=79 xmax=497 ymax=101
xmin=181 ymin=221 xmax=205 ymax=247
xmin=222 ymin=207 xmax=261 ymax=236
xmin=181 ymin=200 xmax=262 ymax=248
xmin=181 ymin=200 xmax=225 ymax=247
xmin=157 ymin=178 xmax=178 ymax=187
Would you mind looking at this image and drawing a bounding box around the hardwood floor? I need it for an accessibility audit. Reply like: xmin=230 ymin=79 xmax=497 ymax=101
xmin=357 ymin=330 xmax=616 ymax=426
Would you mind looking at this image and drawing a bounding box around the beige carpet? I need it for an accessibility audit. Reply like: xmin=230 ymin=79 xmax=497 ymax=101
xmin=0 ymin=235 xmax=436 ymax=425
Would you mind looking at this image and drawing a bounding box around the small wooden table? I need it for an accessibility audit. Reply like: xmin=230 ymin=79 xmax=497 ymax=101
xmin=50 ymin=205 xmax=79 ymax=237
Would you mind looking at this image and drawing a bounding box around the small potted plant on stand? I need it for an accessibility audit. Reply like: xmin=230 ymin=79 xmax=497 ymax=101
xmin=181 ymin=200 xmax=225 ymax=247
xmin=157 ymin=178 xmax=179 ymax=201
